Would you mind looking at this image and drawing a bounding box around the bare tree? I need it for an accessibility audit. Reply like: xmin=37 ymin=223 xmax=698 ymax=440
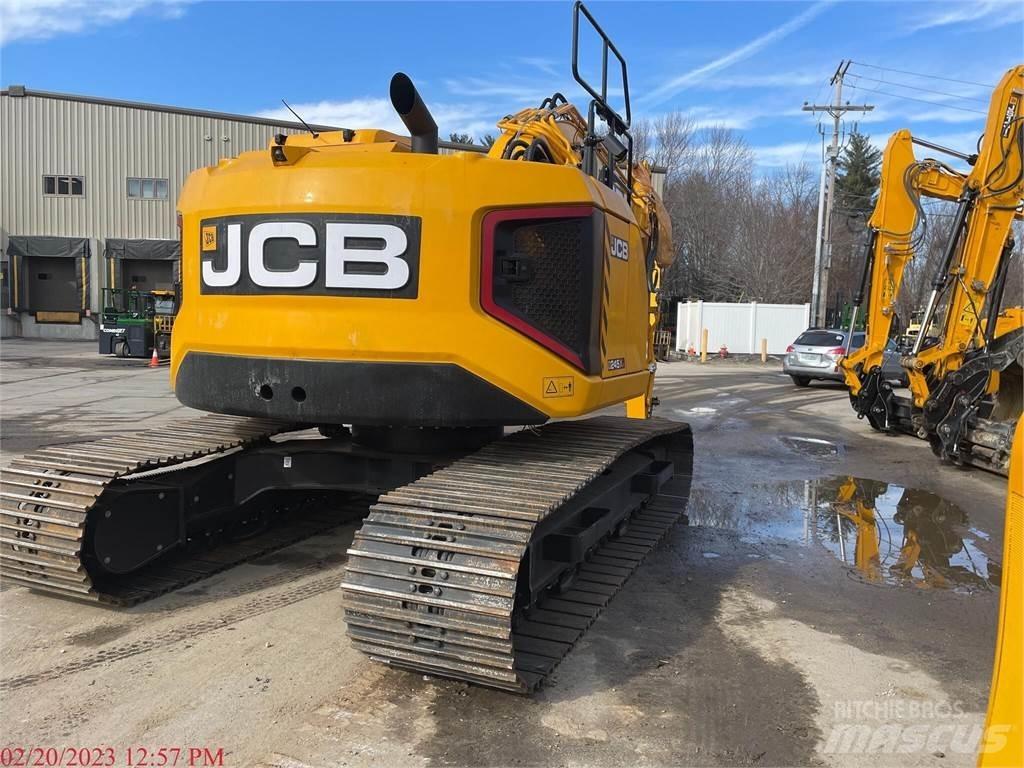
xmin=636 ymin=121 xmax=819 ymax=308
xmin=633 ymin=112 xmax=696 ymax=192
xmin=663 ymin=126 xmax=752 ymax=300
xmin=731 ymin=164 xmax=817 ymax=302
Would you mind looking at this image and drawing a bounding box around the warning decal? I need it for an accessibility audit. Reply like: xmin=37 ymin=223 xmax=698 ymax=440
xmin=543 ymin=376 xmax=575 ymax=398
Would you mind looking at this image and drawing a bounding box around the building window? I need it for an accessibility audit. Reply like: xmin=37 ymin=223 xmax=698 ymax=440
xmin=43 ymin=175 xmax=85 ymax=197
xmin=128 ymin=177 xmax=169 ymax=200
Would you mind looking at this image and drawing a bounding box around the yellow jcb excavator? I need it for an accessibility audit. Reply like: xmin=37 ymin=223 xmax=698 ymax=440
xmin=0 ymin=2 xmax=692 ymax=692
xmin=842 ymin=65 xmax=1024 ymax=474
xmin=908 ymin=65 xmax=1024 ymax=473
xmin=841 ymin=129 xmax=964 ymax=434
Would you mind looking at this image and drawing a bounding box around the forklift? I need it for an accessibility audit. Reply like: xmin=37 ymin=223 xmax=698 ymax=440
xmin=98 ymin=286 xmax=178 ymax=358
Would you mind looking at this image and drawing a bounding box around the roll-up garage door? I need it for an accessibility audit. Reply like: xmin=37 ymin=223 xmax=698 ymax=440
xmin=105 ymin=238 xmax=180 ymax=291
xmin=6 ymin=236 xmax=90 ymax=319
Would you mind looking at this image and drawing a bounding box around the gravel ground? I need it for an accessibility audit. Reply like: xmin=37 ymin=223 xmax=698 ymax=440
xmin=0 ymin=339 xmax=1007 ymax=767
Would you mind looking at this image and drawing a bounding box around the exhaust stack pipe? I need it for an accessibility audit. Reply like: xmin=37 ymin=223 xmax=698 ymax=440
xmin=390 ymin=72 xmax=438 ymax=155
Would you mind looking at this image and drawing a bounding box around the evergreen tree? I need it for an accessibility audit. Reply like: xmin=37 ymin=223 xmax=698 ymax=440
xmin=834 ymin=130 xmax=882 ymax=219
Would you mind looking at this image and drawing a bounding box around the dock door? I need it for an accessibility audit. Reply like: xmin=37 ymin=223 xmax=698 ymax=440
xmin=105 ymin=238 xmax=180 ymax=292
xmin=6 ymin=235 xmax=90 ymax=322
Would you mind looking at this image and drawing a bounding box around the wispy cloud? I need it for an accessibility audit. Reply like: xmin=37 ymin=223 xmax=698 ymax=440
xmin=913 ymin=108 xmax=986 ymax=125
xmin=683 ymin=103 xmax=786 ymax=131
xmin=908 ymin=0 xmax=1024 ymax=33
xmin=682 ymin=72 xmax=825 ymax=92
xmin=443 ymin=74 xmax=621 ymax=106
xmin=255 ymin=98 xmax=497 ymax=142
xmin=0 ymin=0 xmax=188 ymax=45
xmin=643 ymin=0 xmax=835 ymax=105
xmin=444 ymin=77 xmax=554 ymax=103
xmin=518 ymin=57 xmax=560 ymax=78
xmin=753 ymin=141 xmax=818 ymax=168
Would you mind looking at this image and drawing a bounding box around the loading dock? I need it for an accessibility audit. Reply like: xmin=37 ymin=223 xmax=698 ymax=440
xmin=104 ymin=238 xmax=180 ymax=292
xmin=6 ymin=235 xmax=90 ymax=324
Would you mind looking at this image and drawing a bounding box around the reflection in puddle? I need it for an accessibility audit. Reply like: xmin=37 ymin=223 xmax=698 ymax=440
xmin=688 ymin=477 xmax=996 ymax=592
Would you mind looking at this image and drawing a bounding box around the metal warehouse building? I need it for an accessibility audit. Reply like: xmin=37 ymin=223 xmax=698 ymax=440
xmin=1 ymin=86 xmax=664 ymax=341
xmin=0 ymin=87 xmax=484 ymax=341
xmin=0 ymin=86 xmax=338 ymax=340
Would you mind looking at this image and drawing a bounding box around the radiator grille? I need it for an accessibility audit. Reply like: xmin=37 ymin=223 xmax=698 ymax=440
xmin=503 ymin=218 xmax=587 ymax=355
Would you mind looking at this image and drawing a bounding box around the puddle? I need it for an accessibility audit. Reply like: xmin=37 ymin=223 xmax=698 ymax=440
xmin=688 ymin=476 xmax=996 ymax=592
xmin=780 ymin=435 xmax=842 ymax=457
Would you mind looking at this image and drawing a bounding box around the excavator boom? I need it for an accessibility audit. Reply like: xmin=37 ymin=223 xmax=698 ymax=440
xmin=841 ymin=129 xmax=964 ymax=432
xmin=842 ymin=65 xmax=1024 ymax=473
xmin=909 ymin=66 xmax=1024 ymax=472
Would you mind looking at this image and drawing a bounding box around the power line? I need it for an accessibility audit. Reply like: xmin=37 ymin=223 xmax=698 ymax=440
xmin=845 ymin=72 xmax=989 ymax=105
xmin=844 ymin=82 xmax=986 ymax=115
xmin=849 ymin=61 xmax=994 ymax=89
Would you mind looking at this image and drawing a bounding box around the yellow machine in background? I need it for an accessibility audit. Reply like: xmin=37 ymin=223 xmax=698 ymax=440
xmin=0 ymin=2 xmax=692 ymax=693
xmin=906 ymin=65 xmax=1023 ymax=473
xmin=842 ymin=65 xmax=1024 ymax=474
xmin=841 ymin=129 xmax=964 ymax=432
xmin=979 ymin=420 xmax=1023 ymax=767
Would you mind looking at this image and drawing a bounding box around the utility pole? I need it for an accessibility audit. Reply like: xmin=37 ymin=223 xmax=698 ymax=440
xmin=803 ymin=60 xmax=873 ymax=327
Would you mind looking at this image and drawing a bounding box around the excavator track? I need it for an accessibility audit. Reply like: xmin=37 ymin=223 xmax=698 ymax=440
xmin=0 ymin=414 xmax=319 ymax=605
xmin=341 ymin=416 xmax=693 ymax=692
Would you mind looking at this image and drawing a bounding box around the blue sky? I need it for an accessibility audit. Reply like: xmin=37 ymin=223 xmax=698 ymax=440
xmin=1 ymin=1 xmax=1021 ymax=170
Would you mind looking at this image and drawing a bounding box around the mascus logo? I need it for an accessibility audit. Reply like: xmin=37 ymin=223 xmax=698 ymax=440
xmin=199 ymin=213 xmax=421 ymax=298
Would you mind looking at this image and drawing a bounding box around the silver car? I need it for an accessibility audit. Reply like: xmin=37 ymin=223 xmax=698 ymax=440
xmin=783 ymin=328 xmax=907 ymax=387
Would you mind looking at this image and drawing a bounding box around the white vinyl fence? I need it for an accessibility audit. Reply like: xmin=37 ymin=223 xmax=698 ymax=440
xmin=676 ymin=301 xmax=811 ymax=355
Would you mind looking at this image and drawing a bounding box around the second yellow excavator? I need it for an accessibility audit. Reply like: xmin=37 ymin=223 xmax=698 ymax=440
xmin=842 ymin=65 xmax=1024 ymax=474
xmin=841 ymin=128 xmax=964 ymax=434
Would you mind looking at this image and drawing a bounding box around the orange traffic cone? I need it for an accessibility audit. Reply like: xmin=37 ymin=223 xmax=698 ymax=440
xmin=149 ymin=348 xmax=160 ymax=368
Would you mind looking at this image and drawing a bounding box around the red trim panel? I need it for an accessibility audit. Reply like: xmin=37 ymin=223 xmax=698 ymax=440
xmin=480 ymin=206 xmax=593 ymax=370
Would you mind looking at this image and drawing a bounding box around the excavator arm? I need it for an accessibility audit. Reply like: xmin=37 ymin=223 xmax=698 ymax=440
xmin=908 ymin=65 xmax=1023 ymax=388
xmin=840 ymin=129 xmax=964 ymax=431
xmin=906 ymin=65 xmax=1024 ymax=471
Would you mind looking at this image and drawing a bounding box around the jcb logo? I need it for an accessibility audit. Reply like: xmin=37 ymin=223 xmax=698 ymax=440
xmin=199 ymin=213 xmax=420 ymax=297
xmin=611 ymin=236 xmax=629 ymax=261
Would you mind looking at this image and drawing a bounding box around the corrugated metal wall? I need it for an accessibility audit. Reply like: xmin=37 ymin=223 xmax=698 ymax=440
xmin=0 ymin=93 xmax=309 ymax=243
